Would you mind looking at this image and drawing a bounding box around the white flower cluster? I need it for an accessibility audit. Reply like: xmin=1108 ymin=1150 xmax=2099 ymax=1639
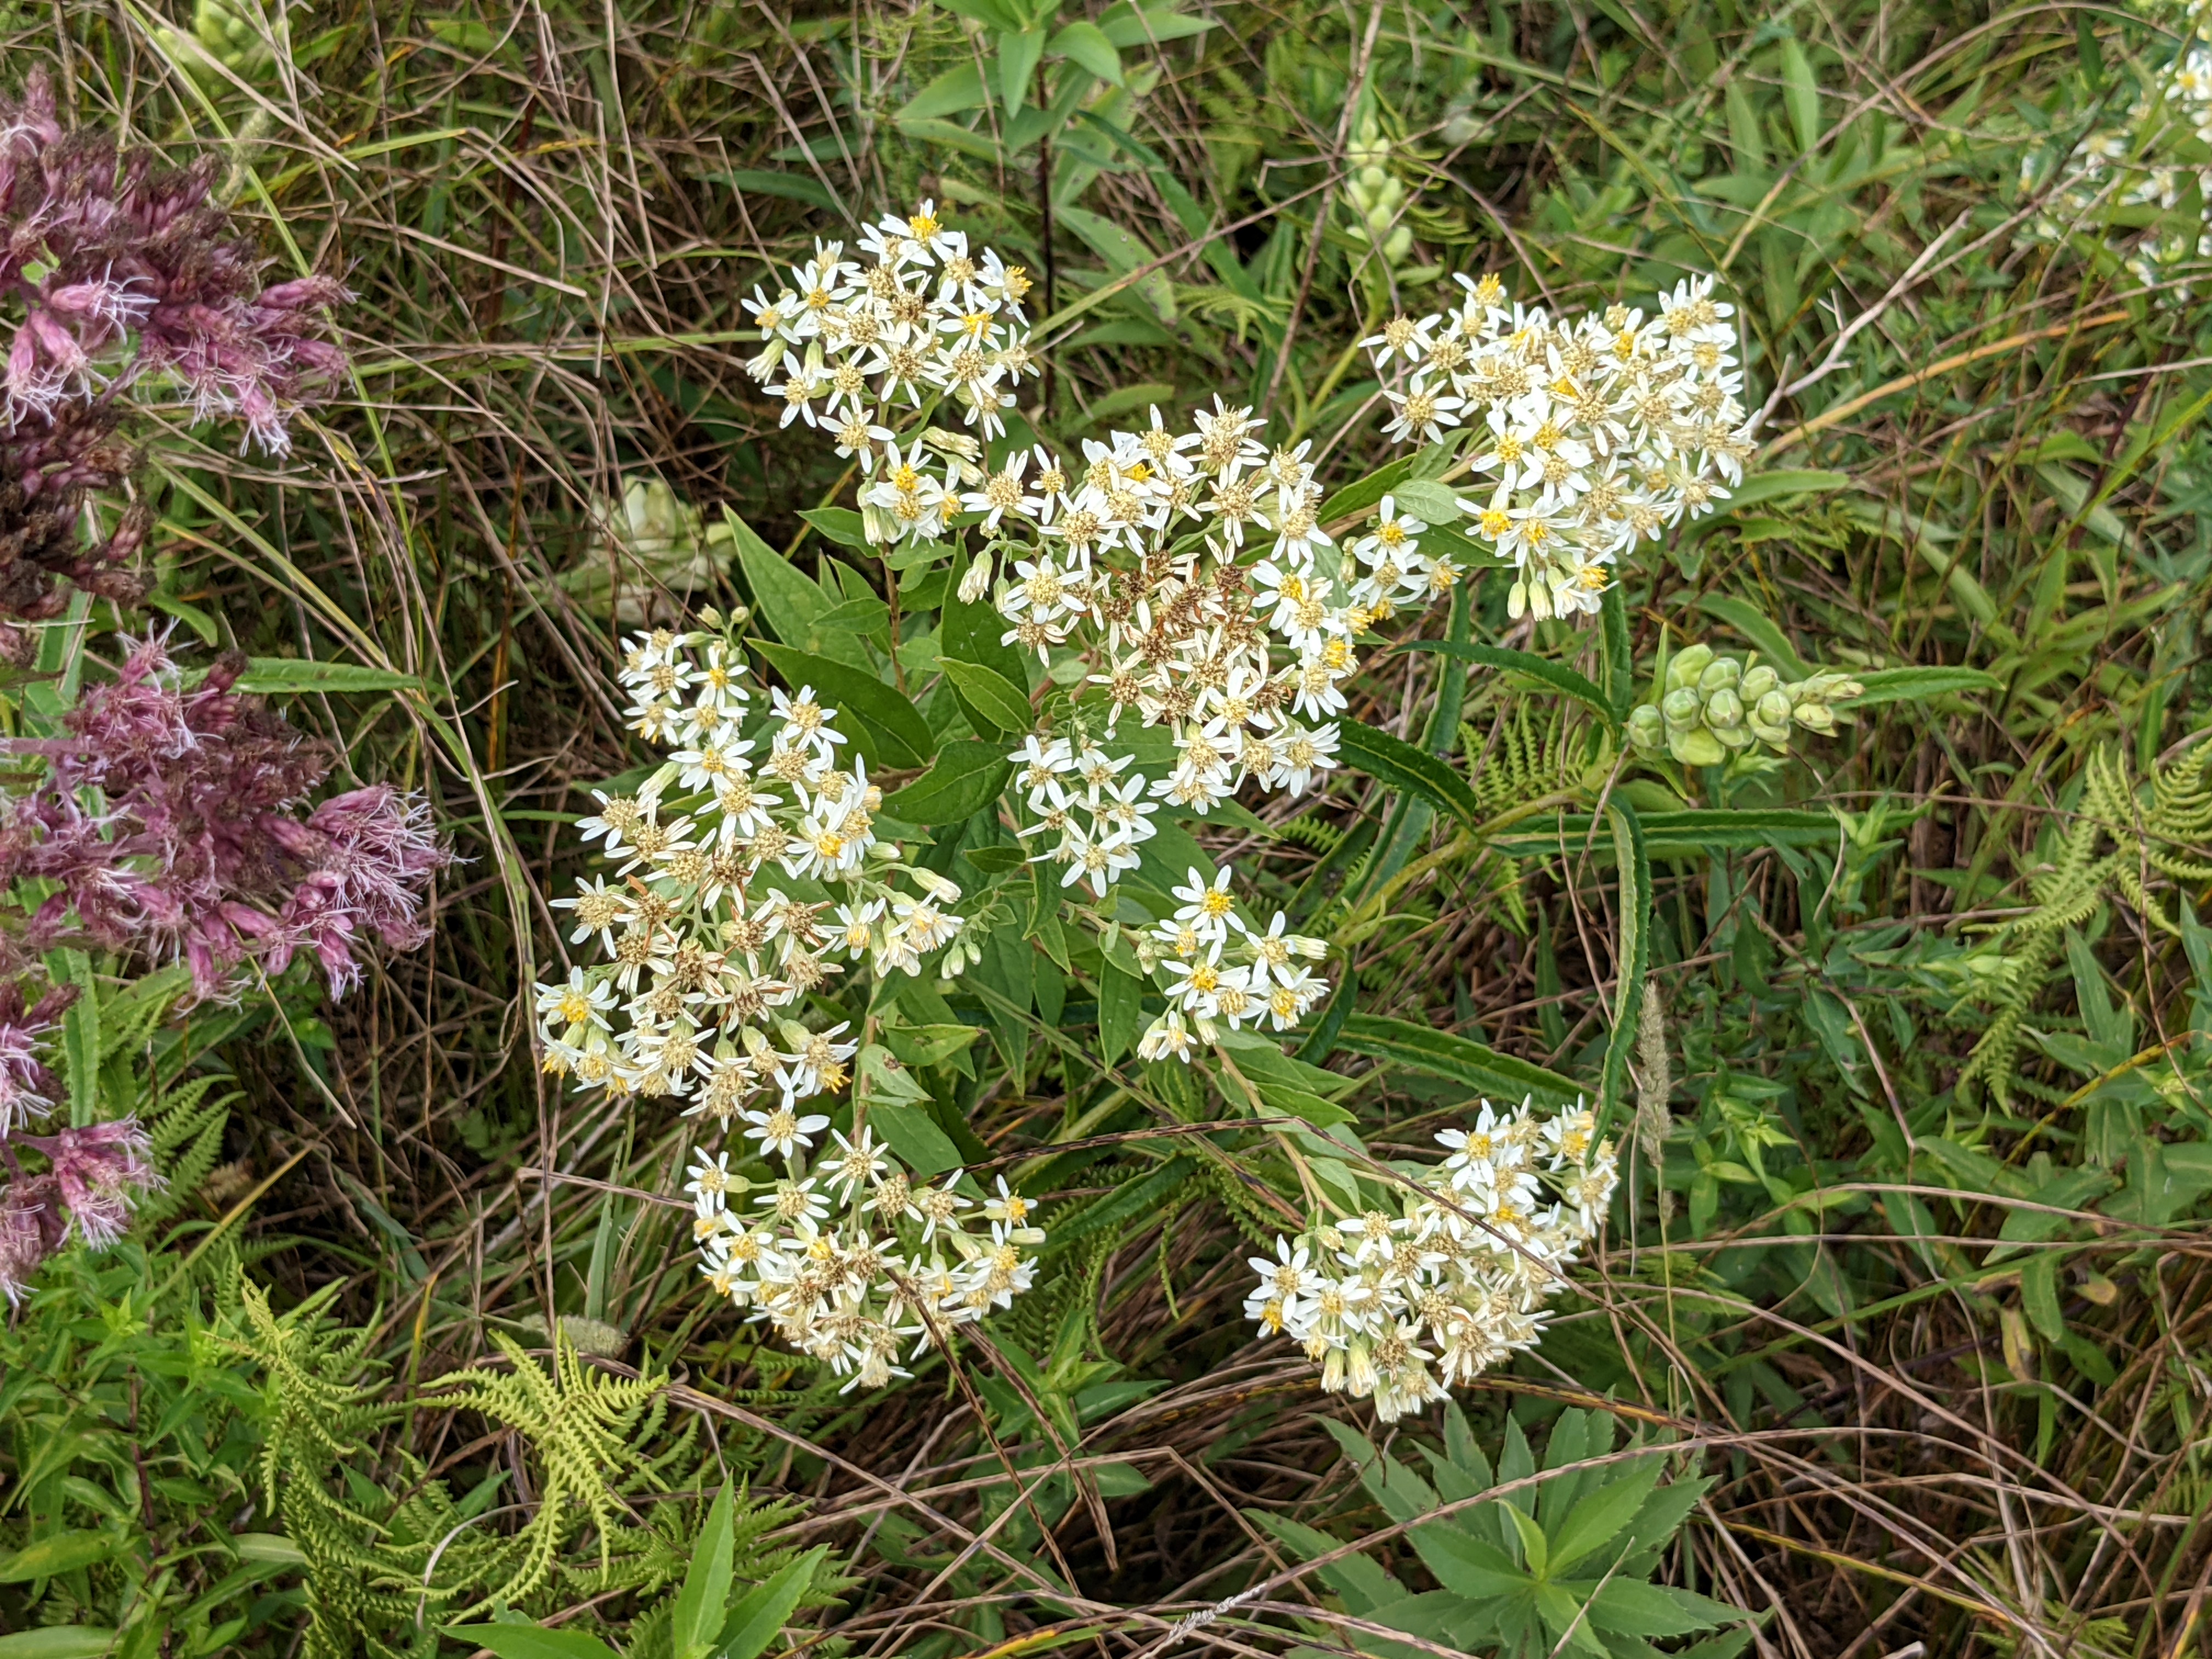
xmin=686 ymin=1130 xmax=1043 ymax=1391
xmin=2019 ymin=5 xmax=2212 ymax=295
xmin=538 ymin=629 xmax=1042 ymax=1381
xmin=1360 ymin=270 xmax=1756 ymax=621
xmin=1244 ymin=1098 xmax=1618 ymax=1421
xmin=539 ymin=628 xmax=972 ymax=1108
xmin=738 ymin=199 xmax=1040 ymax=453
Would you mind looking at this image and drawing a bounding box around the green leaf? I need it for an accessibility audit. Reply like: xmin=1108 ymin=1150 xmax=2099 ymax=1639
xmin=1839 ymin=666 xmax=2002 ymax=707
xmin=716 ymin=1548 xmax=828 ymax=1659
xmin=1694 ymin=596 xmax=1813 ymax=681
xmin=229 ymin=659 xmax=425 ymax=696
xmin=1048 ymin=19 xmax=1121 ymax=82
xmin=1548 ymin=1454 xmax=1664 ymax=1572
xmin=53 ymin=950 xmax=98 ymax=1129
xmin=900 ymin=62 xmax=991 ymax=122
xmin=1098 ymin=959 xmax=1144 ymax=1065
xmin=1000 ymin=27 xmax=1047 ymax=113
xmin=673 ymin=1483 xmax=738 ymax=1659
xmin=941 ymin=550 xmax=1032 ymax=729
xmin=441 ymin=1630 xmax=622 ymax=1659
xmin=883 ymin=1020 xmax=982 ymax=1070
xmin=1780 ymin=36 xmax=1822 ymax=153
xmin=871 ymin=1103 xmax=963 ymax=1177
xmin=1054 ymin=205 xmax=1175 ymax=323
xmin=1503 ymin=1502 xmax=1549 ymax=1577
xmin=1388 ymin=478 xmax=1464 ymax=523
xmin=705 ymin=168 xmax=840 ymax=213
xmin=798 ymin=506 xmax=870 ymax=550
xmin=1319 ymin=457 xmax=1412 ymax=526
xmin=879 ymin=740 xmax=1010 ymax=824
xmin=1336 ymin=1014 xmax=1583 ymax=1107
xmin=1396 ymin=642 xmax=1615 ymax=733
xmin=1718 ymin=470 xmax=1849 ymax=511
xmin=1337 ymin=720 xmax=1482 ymax=830
xmin=749 ymin=642 xmax=934 ymax=771
xmin=1597 ymin=802 xmax=1650 ymax=1142
xmin=936 ymin=656 xmax=1032 ymax=737
xmin=1587 ymin=1579 xmax=1746 ymax=1638
xmin=0 ymin=1632 xmax=119 ymax=1659
xmin=1096 ymin=1 xmax=1215 ymax=44
xmin=1494 ymin=809 xmax=1839 ymax=860
xmin=0 ymin=1531 xmax=116 ymax=1583
xmin=726 ymin=511 xmax=870 ymax=667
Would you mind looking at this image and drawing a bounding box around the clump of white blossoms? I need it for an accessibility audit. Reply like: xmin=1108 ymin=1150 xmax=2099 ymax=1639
xmin=1361 ymin=270 xmax=1756 ymax=622
xmin=536 ymin=624 xmax=1041 ymax=1380
xmin=688 ymin=1130 xmax=1044 ymax=1392
xmin=2020 ymin=1 xmax=2212 ymax=296
xmin=1244 ymin=1097 xmax=1618 ymax=1421
xmin=738 ymin=203 xmax=1752 ymax=1064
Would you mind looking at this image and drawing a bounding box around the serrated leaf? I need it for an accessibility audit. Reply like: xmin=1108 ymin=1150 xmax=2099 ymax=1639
xmin=1397 ymin=641 xmax=1615 ymax=732
xmin=935 ymin=657 xmax=1032 ymax=736
xmin=1336 ymin=1014 xmax=1583 ymax=1106
xmin=749 ymin=641 xmax=934 ymax=770
xmin=879 ymin=740 xmax=1009 ymax=824
xmin=1337 ymin=721 xmax=1482 ymax=829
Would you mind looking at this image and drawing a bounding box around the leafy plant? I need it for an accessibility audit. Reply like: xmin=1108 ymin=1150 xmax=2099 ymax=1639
xmin=1258 ymin=1406 xmax=1750 ymax=1658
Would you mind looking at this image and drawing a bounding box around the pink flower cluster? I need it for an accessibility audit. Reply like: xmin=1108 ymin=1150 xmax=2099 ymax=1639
xmin=0 ymin=635 xmax=447 ymax=1300
xmin=4 ymin=633 xmax=449 ymax=1000
xmin=0 ymin=981 xmax=162 ymax=1304
xmin=0 ymin=73 xmax=350 ymax=649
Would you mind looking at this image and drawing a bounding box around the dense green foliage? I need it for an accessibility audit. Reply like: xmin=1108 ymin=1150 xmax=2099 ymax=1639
xmin=4 ymin=0 xmax=2212 ymax=1655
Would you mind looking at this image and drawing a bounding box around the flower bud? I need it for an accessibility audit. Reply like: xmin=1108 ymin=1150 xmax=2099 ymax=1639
xmin=1752 ymin=690 xmax=1795 ymax=744
xmin=1697 ymin=656 xmax=1741 ymax=695
xmin=1703 ymin=686 xmax=1744 ymax=730
xmin=1666 ymin=643 xmax=1714 ymax=691
xmin=1740 ymin=664 xmax=1779 ymax=701
xmin=1627 ymin=704 xmax=1666 ymax=752
xmin=1793 ymin=702 xmax=1837 ymax=734
xmin=1668 ymin=726 xmax=1727 ymax=766
xmin=1661 ymin=686 xmax=1702 ymax=728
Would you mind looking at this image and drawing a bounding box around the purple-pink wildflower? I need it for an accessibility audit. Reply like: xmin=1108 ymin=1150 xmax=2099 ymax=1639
xmin=2 ymin=633 xmax=450 ymax=1001
xmin=0 ymin=72 xmax=351 ymax=649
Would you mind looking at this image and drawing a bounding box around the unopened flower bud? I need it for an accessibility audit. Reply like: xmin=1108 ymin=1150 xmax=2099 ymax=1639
xmin=1666 ymin=644 xmax=1714 ymax=691
xmin=1793 ymin=702 xmax=1837 ymax=734
xmin=1702 ymin=686 xmax=1743 ymax=731
xmin=1697 ymin=656 xmax=1741 ymax=695
xmin=1660 ymin=686 xmax=1702 ymax=729
xmin=1740 ymin=664 xmax=1779 ymax=701
xmin=1626 ymin=704 xmax=1666 ymax=752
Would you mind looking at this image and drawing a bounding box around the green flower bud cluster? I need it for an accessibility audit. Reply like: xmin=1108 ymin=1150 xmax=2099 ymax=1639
xmin=1624 ymin=644 xmax=1863 ymax=767
xmin=156 ymin=0 xmax=283 ymax=82
xmin=1344 ymin=118 xmax=1414 ymax=267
